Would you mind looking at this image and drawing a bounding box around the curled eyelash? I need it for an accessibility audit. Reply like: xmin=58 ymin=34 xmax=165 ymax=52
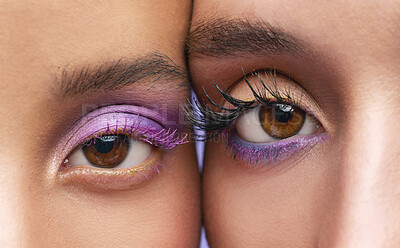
xmin=185 ymin=70 xmax=303 ymax=140
xmin=80 ymin=118 xmax=188 ymax=150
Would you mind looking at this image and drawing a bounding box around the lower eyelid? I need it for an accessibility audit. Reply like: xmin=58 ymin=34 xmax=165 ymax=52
xmin=58 ymin=148 xmax=165 ymax=190
xmin=54 ymin=104 xmax=190 ymax=190
xmin=229 ymin=132 xmax=330 ymax=166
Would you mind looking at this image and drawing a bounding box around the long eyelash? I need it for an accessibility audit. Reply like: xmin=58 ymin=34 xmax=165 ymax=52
xmin=186 ymin=70 xmax=301 ymax=140
xmin=83 ymin=119 xmax=188 ymax=150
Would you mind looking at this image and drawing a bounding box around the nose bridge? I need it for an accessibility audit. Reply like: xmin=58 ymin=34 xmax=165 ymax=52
xmin=319 ymin=101 xmax=400 ymax=248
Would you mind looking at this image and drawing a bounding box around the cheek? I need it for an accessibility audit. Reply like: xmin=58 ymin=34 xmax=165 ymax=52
xmin=202 ymin=141 xmax=335 ymax=247
xmin=20 ymin=144 xmax=201 ymax=247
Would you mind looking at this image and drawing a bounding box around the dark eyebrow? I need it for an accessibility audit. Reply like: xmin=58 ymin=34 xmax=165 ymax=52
xmin=186 ymin=18 xmax=308 ymax=58
xmin=59 ymin=51 xmax=187 ymax=97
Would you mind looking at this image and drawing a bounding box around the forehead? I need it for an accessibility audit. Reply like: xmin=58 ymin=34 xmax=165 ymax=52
xmin=190 ymin=0 xmax=400 ymax=102
xmin=0 ymin=0 xmax=189 ymax=76
xmin=0 ymin=1 xmax=191 ymax=152
xmin=192 ymin=0 xmax=400 ymax=26
xmin=191 ymin=0 xmax=400 ymax=62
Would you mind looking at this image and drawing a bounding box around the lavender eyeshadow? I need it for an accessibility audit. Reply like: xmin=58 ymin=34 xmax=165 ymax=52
xmin=60 ymin=105 xmax=186 ymax=160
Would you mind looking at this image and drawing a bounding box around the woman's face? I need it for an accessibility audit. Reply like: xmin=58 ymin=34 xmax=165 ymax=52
xmin=188 ymin=0 xmax=400 ymax=247
xmin=0 ymin=1 xmax=200 ymax=247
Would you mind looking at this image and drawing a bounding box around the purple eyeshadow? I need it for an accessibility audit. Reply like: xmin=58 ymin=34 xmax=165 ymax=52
xmin=61 ymin=105 xmax=187 ymax=159
xmin=229 ymin=132 xmax=329 ymax=165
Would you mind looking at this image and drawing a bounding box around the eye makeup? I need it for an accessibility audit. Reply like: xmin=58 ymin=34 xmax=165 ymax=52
xmin=229 ymin=133 xmax=329 ymax=165
xmin=62 ymin=105 xmax=186 ymax=152
xmin=60 ymin=149 xmax=165 ymax=190
xmin=56 ymin=105 xmax=187 ymax=190
xmin=187 ymin=70 xmax=329 ymax=166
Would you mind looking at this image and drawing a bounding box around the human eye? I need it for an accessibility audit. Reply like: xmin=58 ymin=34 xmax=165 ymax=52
xmin=187 ymin=70 xmax=329 ymax=165
xmin=58 ymin=105 xmax=187 ymax=190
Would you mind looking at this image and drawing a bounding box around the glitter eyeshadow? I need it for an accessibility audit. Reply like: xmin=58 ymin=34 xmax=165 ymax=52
xmin=56 ymin=105 xmax=187 ymax=190
xmin=61 ymin=105 xmax=187 ymax=158
xmin=229 ymin=132 xmax=330 ymax=165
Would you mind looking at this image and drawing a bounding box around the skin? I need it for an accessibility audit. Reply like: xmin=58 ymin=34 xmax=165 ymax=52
xmin=189 ymin=0 xmax=400 ymax=247
xmin=0 ymin=1 xmax=200 ymax=247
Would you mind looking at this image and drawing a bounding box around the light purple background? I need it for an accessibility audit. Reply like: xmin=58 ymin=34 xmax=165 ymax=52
xmin=197 ymin=140 xmax=208 ymax=248
xmin=196 ymin=140 xmax=208 ymax=248
xmin=191 ymin=90 xmax=209 ymax=248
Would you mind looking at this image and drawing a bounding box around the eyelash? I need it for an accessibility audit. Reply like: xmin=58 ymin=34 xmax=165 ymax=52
xmin=186 ymin=70 xmax=303 ymax=140
xmin=72 ymin=120 xmax=187 ymax=152
xmin=57 ymin=105 xmax=187 ymax=190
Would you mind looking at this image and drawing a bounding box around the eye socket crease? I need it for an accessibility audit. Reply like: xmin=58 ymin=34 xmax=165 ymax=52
xmin=56 ymin=51 xmax=188 ymax=99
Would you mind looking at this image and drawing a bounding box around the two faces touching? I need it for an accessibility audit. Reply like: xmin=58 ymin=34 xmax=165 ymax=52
xmin=1 ymin=0 xmax=399 ymax=247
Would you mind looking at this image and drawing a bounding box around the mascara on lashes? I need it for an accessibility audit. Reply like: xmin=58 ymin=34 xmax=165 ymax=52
xmin=55 ymin=105 xmax=187 ymax=190
xmin=61 ymin=105 xmax=187 ymax=161
xmin=187 ymin=70 xmax=328 ymax=165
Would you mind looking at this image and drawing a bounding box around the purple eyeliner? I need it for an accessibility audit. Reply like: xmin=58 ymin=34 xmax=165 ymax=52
xmin=229 ymin=133 xmax=329 ymax=165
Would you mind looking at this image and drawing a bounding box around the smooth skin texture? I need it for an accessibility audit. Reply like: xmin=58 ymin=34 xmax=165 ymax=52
xmin=0 ymin=1 xmax=200 ymax=247
xmin=189 ymin=0 xmax=400 ymax=247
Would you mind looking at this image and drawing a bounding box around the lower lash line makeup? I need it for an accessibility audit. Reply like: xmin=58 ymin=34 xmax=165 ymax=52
xmin=187 ymin=70 xmax=330 ymax=166
xmin=229 ymin=133 xmax=329 ymax=165
xmin=56 ymin=105 xmax=187 ymax=190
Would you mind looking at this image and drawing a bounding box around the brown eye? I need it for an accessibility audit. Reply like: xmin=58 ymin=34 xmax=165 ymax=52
xmin=82 ymin=135 xmax=130 ymax=168
xmin=259 ymin=103 xmax=306 ymax=139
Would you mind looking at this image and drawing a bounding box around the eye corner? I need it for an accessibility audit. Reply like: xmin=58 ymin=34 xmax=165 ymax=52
xmin=55 ymin=105 xmax=188 ymax=190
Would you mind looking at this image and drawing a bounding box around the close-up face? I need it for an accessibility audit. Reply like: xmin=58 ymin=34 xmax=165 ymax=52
xmin=0 ymin=1 xmax=200 ymax=247
xmin=188 ymin=0 xmax=400 ymax=247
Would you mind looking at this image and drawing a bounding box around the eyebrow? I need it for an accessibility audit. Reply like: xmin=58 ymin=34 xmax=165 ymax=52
xmin=59 ymin=51 xmax=187 ymax=97
xmin=186 ymin=18 xmax=308 ymax=58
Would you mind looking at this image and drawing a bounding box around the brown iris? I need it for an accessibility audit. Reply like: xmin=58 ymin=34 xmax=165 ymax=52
xmin=82 ymin=134 xmax=130 ymax=168
xmin=259 ymin=103 xmax=306 ymax=139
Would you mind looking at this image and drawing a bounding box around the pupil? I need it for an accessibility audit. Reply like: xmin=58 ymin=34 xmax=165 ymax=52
xmin=274 ymin=104 xmax=293 ymax=123
xmin=94 ymin=135 xmax=117 ymax=154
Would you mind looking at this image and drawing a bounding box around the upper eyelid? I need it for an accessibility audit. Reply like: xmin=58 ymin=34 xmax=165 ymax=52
xmin=46 ymin=104 xmax=186 ymax=189
xmin=231 ymin=70 xmax=324 ymax=117
xmin=56 ymin=105 xmax=184 ymax=162
xmin=187 ymin=70 xmax=325 ymax=139
xmin=67 ymin=113 xmax=187 ymax=151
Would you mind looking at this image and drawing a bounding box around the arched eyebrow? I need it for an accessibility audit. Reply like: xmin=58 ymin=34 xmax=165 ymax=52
xmin=186 ymin=18 xmax=309 ymax=58
xmin=58 ymin=51 xmax=187 ymax=97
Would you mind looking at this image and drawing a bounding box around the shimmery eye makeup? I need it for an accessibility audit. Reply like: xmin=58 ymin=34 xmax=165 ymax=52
xmin=57 ymin=105 xmax=187 ymax=190
xmin=62 ymin=105 xmax=186 ymax=153
xmin=187 ymin=70 xmax=329 ymax=165
xmin=60 ymin=149 xmax=165 ymax=190
xmin=229 ymin=133 xmax=329 ymax=165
